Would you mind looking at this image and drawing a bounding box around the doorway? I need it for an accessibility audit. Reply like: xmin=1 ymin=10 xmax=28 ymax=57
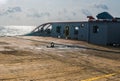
xmin=65 ymin=26 xmax=70 ymax=39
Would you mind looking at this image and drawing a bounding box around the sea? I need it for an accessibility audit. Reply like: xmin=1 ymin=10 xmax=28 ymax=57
xmin=0 ymin=26 xmax=36 ymax=36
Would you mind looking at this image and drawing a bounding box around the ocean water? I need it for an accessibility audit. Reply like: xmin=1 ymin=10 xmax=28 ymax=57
xmin=0 ymin=26 xmax=35 ymax=36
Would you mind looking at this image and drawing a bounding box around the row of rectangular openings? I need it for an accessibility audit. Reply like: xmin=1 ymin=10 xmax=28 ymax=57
xmin=56 ymin=25 xmax=99 ymax=34
xmin=56 ymin=26 xmax=79 ymax=35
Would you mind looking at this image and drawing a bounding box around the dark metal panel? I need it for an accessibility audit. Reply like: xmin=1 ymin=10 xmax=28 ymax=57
xmin=107 ymin=22 xmax=120 ymax=44
xmin=89 ymin=22 xmax=108 ymax=45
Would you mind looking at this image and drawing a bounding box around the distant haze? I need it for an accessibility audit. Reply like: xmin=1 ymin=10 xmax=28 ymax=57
xmin=0 ymin=0 xmax=7 ymax=5
xmin=0 ymin=0 xmax=120 ymax=26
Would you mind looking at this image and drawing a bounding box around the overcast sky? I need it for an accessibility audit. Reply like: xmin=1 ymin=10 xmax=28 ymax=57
xmin=0 ymin=0 xmax=119 ymax=26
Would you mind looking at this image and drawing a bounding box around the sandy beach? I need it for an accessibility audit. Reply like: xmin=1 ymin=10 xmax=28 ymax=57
xmin=0 ymin=36 xmax=120 ymax=81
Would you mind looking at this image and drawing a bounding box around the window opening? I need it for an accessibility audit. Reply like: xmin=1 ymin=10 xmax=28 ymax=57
xmin=74 ymin=27 xmax=79 ymax=35
xmin=93 ymin=25 xmax=99 ymax=33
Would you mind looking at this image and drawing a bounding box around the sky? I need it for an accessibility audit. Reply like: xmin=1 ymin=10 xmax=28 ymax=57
xmin=0 ymin=0 xmax=120 ymax=26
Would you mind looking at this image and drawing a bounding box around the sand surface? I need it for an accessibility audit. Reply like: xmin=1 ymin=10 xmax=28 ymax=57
xmin=0 ymin=36 xmax=120 ymax=81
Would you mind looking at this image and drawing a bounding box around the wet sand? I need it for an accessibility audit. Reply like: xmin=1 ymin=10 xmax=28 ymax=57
xmin=0 ymin=36 xmax=120 ymax=81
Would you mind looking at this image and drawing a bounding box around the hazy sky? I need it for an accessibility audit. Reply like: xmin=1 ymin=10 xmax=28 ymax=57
xmin=0 ymin=0 xmax=120 ymax=26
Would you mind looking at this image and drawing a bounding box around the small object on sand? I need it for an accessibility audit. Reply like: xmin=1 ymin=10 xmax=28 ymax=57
xmin=51 ymin=42 xmax=55 ymax=48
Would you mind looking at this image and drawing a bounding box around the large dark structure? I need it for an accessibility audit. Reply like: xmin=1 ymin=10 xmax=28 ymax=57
xmin=27 ymin=12 xmax=120 ymax=46
xmin=96 ymin=12 xmax=114 ymax=19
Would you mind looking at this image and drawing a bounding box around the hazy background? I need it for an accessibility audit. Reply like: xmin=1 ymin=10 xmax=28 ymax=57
xmin=0 ymin=0 xmax=119 ymax=26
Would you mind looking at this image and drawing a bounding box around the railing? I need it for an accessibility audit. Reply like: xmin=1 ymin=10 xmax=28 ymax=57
xmin=31 ymin=22 xmax=52 ymax=33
